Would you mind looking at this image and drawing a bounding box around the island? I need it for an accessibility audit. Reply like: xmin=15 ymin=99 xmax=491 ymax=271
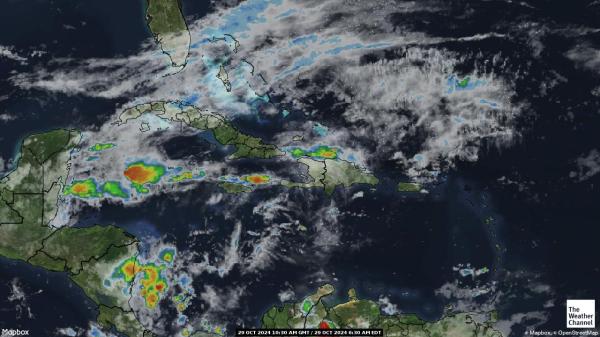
xmin=397 ymin=182 xmax=421 ymax=192
xmin=282 ymin=157 xmax=379 ymax=195
xmin=116 ymin=101 xmax=283 ymax=159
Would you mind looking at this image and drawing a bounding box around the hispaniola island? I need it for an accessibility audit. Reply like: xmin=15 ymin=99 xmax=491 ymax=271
xmin=0 ymin=1 xmax=599 ymax=337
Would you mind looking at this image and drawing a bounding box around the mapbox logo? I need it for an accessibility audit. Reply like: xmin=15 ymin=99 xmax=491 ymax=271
xmin=567 ymin=300 xmax=596 ymax=328
xmin=1 ymin=329 xmax=30 ymax=336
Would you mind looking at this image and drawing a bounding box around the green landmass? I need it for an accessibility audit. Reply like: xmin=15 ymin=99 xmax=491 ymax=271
xmin=98 ymin=305 xmax=153 ymax=337
xmin=282 ymin=158 xmax=378 ymax=195
xmin=117 ymin=101 xmax=282 ymax=159
xmin=261 ymin=285 xmax=503 ymax=337
xmin=146 ymin=0 xmax=190 ymax=67
xmin=27 ymin=251 xmax=66 ymax=271
xmin=323 ymin=159 xmax=379 ymax=194
xmin=0 ymin=130 xmax=150 ymax=337
xmin=69 ymin=244 xmax=137 ymax=308
xmin=263 ymin=285 xmax=335 ymax=328
xmin=397 ymin=182 xmax=421 ymax=192
xmin=216 ymin=64 xmax=232 ymax=91
xmin=218 ymin=182 xmax=254 ymax=194
xmin=39 ymin=225 xmax=136 ymax=274
xmin=146 ymin=0 xmax=187 ymax=35
xmin=0 ymin=129 xmax=81 ymax=259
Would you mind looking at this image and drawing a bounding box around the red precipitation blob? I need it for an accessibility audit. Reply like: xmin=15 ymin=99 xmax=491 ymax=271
xmin=124 ymin=166 xmax=152 ymax=184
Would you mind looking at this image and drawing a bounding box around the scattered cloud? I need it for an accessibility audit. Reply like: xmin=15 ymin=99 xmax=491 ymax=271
xmin=378 ymin=296 xmax=399 ymax=315
xmin=7 ymin=278 xmax=35 ymax=320
xmin=436 ymin=270 xmax=555 ymax=336
xmin=55 ymin=327 xmax=81 ymax=337
xmin=6 ymin=0 xmax=523 ymax=180
xmin=200 ymin=285 xmax=245 ymax=313
xmin=0 ymin=113 xmax=17 ymax=122
xmin=278 ymin=288 xmax=295 ymax=302
xmin=495 ymin=311 xmax=549 ymax=336
xmin=570 ymin=149 xmax=600 ymax=182
xmin=566 ymin=44 xmax=600 ymax=73
xmin=0 ymin=45 xmax=27 ymax=64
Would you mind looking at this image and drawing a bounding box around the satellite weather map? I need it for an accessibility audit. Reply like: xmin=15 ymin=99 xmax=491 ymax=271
xmin=0 ymin=0 xmax=599 ymax=336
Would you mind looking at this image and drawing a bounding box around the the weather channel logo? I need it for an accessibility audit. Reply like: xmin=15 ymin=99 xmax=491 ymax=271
xmin=567 ymin=300 xmax=595 ymax=328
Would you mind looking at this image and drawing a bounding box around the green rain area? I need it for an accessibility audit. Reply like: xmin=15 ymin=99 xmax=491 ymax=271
xmin=170 ymin=170 xmax=204 ymax=183
xmin=63 ymin=179 xmax=129 ymax=199
xmin=89 ymin=143 xmax=116 ymax=152
xmin=110 ymin=257 xmax=168 ymax=309
xmin=170 ymin=171 xmax=193 ymax=182
xmin=159 ymin=248 xmax=175 ymax=263
xmin=290 ymin=145 xmax=338 ymax=160
xmin=102 ymin=181 xmax=129 ymax=198
xmin=63 ymin=178 xmax=101 ymax=198
xmin=457 ymin=76 xmax=470 ymax=88
xmin=261 ymin=285 xmax=503 ymax=337
xmin=0 ymin=129 xmax=150 ymax=337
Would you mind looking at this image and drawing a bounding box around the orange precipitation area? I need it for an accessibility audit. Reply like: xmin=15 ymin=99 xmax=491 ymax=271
xmin=123 ymin=161 xmax=165 ymax=193
xmin=139 ymin=264 xmax=168 ymax=308
xmin=64 ymin=178 xmax=100 ymax=198
xmin=112 ymin=257 xmax=168 ymax=309
xmin=243 ymin=174 xmax=270 ymax=185
xmin=319 ymin=321 xmax=331 ymax=329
